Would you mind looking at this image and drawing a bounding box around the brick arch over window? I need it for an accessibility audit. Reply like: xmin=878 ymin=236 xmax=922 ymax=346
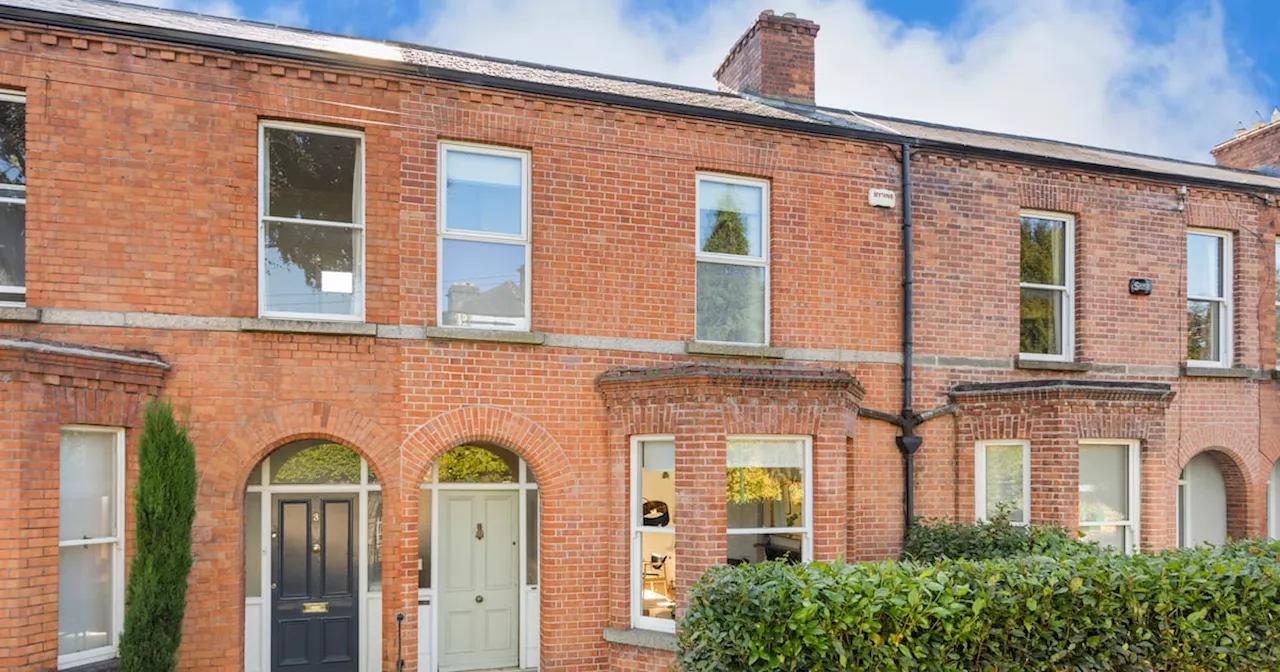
xmin=1179 ymin=444 xmax=1252 ymax=541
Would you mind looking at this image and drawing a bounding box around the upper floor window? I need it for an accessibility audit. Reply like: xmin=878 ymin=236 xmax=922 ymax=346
xmin=726 ymin=436 xmax=809 ymax=564
xmin=975 ymin=440 xmax=1030 ymax=525
xmin=1019 ymin=211 xmax=1074 ymax=360
xmin=259 ymin=122 xmax=364 ymax=321
xmin=631 ymin=436 xmax=676 ymax=632
xmin=696 ymin=175 xmax=768 ymax=345
xmin=438 ymin=143 xmax=531 ymax=331
xmin=0 ymin=91 xmax=25 ymax=306
xmin=1187 ymin=230 xmax=1231 ymax=366
xmin=1078 ymin=439 xmax=1140 ymax=554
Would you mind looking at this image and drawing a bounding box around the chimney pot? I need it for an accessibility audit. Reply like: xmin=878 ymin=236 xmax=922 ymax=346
xmin=714 ymin=9 xmax=820 ymax=106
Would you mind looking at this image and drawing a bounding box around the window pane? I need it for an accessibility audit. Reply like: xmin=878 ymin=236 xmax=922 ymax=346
xmin=640 ymin=441 xmax=676 ymax=528
xmin=58 ymin=544 xmax=113 ymax=656
xmin=367 ymin=491 xmax=383 ymax=592
xmin=60 ymin=430 xmax=116 ymax=541
xmin=638 ymin=531 xmax=675 ymax=620
xmin=1274 ymin=243 xmax=1280 ymax=305
xmin=438 ymin=445 xmax=518 ymax=483
xmin=1187 ymin=233 xmax=1223 ymax=298
xmin=440 ymin=238 xmax=527 ymax=329
xmin=1187 ymin=300 xmax=1220 ymax=362
xmin=265 ymin=128 xmax=358 ymax=223
xmin=263 ymin=221 xmax=357 ymax=316
xmin=244 ymin=492 xmax=262 ymax=598
xmin=696 ymin=262 xmax=765 ymax=344
xmin=445 ymin=150 xmax=523 ymax=236
xmin=1020 ymin=216 xmax=1066 ymax=286
xmin=1079 ymin=444 xmax=1129 ymax=524
xmin=1269 ymin=460 xmax=1280 ymax=540
xmin=0 ymin=100 xmax=25 ymax=187
xmin=1020 ymin=287 xmax=1062 ymax=355
xmin=1080 ymin=524 xmax=1125 ymax=551
xmin=727 ymin=532 xmax=802 ymax=565
xmin=983 ymin=444 xmax=1025 ymax=523
xmin=417 ymin=492 xmax=432 ymax=589
xmin=726 ymin=439 xmax=804 ymax=531
xmin=698 ymin=180 xmax=763 ymax=258
xmin=0 ymin=202 xmax=24 ymax=290
xmin=526 ymin=489 xmax=538 ymax=586
xmin=269 ymin=442 xmax=361 ymax=484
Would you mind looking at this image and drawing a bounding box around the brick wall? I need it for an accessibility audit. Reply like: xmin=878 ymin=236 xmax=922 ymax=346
xmin=1212 ymin=122 xmax=1280 ymax=171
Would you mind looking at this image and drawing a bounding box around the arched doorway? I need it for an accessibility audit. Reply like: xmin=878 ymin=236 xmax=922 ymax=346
xmin=1178 ymin=452 xmax=1228 ymax=547
xmin=244 ymin=441 xmax=383 ymax=672
xmin=1269 ymin=459 xmax=1280 ymax=540
xmin=419 ymin=444 xmax=539 ymax=672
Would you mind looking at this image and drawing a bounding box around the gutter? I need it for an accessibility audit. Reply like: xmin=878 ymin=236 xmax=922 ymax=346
xmin=4 ymin=5 xmax=1280 ymax=196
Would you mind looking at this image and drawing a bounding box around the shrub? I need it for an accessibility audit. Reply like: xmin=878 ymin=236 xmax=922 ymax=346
xmin=119 ymin=401 xmax=197 ymax=672
xmin=677 ymin=540 xmax=1280 ymax=672
xmin=902 ymin=512 xmax=1091 ymax=562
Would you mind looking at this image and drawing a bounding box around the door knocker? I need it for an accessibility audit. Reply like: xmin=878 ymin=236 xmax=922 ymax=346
xmin=475 ymin=523 xmax=485 ymax=541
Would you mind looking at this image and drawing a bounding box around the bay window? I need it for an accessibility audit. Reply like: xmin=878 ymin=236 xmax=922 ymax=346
xmin=1077 ymin=440 xmax=1140 ymax=554
xmin=726 ymin=436 xmax=810 ymax=564
xmin=975 ymin=440 xmax=1030 ymax=525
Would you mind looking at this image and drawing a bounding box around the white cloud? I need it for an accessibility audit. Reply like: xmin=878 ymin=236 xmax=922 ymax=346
xmin=397 ymin=0 xmax=1264 ymax=161
xmin=129 ymin=0 xmax=243 ymax=19
xmin=262 ymin=2 xmax=309 ymax=28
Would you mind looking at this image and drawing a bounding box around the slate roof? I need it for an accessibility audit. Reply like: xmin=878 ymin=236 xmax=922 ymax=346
xmin=6 ymin=0 xmax=1280 ymax=191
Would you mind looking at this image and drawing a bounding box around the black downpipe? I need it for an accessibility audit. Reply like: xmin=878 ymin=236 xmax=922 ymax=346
xmin=894 ymin=144 xmax=924 ymax=530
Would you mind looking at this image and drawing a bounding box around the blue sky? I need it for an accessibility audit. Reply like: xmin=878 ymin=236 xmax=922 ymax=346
xmin=146 ymin=0 xmax=1280 ymax=161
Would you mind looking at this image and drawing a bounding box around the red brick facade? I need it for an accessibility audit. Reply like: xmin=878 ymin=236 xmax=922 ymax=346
xmin=0 ymin=7 xmax=1278 ymax=672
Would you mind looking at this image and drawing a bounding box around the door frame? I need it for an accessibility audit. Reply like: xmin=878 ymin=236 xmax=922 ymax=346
xmin=423 ymin=456 xmax=539 ymax=672
xmin=247 ymin=457 xmax=381 ymax=672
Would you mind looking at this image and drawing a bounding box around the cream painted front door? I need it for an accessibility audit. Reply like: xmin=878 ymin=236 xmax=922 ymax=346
xmin=439 ymin=491 xmax=520 ymax=672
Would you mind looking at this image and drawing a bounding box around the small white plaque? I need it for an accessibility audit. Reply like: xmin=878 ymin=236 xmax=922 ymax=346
xmin=869 ymin=188 xmax=897 ymax=208
xmin=320 ymin=271 xmax=354 ymax=294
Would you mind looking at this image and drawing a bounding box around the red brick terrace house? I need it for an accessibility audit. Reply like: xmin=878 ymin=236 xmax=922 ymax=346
xmin=2 ymin=1 xmax=1280 ymax=671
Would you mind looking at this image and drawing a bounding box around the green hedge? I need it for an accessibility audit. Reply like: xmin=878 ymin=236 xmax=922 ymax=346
xmin=677 ymin=540 xmax=1280 ymax=671
xmin=902 ymin=513 xmax=1093 ymax=562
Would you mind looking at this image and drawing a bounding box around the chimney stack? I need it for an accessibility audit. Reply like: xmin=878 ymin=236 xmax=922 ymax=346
xmin=1212 ymin=107 xmax=1280 ymax=173
xmin=714 ymin=9 xmax=820 ymax=106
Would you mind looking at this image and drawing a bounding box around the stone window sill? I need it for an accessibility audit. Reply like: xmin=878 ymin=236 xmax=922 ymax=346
xmin=685 ymin=340 xmax=784 ymax=359
xmin=603 ymin=627 xmax=678 ymax=653
xmin=423 ymin=326 xmax=546 ymax=345
xmin=1181 ymin=365 xmax=1251 ymax=379
xmin=1014 ymin=357 xmax=1092 ymax=372
xmin=239 ymin=317 xmax=376 ymax=337
xmin=0 ymin=306 xmax=40 ymax=323
xmin=62 ymin=657 xmax=119 ymax=672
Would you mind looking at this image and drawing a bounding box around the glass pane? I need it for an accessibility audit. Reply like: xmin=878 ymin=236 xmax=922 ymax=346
xmin=440 ymin=238 xmax=527 ymax=329
xmin=265 ymin=127 xmax=358 ymax=222
xmin=1187 ymin=300 xmax=1220 ymax=362
xmin=1269 ymin=461 xmax=1280 ymax=540
xmin=1020 ymin=216 xmax=1066 ymax=286
xmin=1177 ymin=480 xmax=1187 ymax=548
xmin=1020 ymin=287 xmax=1063 ymax=356
xmin=438 ymin=445 xmax=519 ymax=483
xmin=640 ymin=441 xmax=676 ymax=528
xmin=523 ymin=462 xmax=536 ymax=484
xmin=726 ymin=439 xmax=805 ymax=530
xmin=1080 ymin=524 xmax=1125 ymax=551
xmin=696 ymin=262 xmax=766 ymax=344
xmin=726 ymin=532 xmax=802 ymax=564
xmin=983 ymin=444 xmax=1026 ymax=523
xmin=445 ymin=150 xmax=523 ymax=236
xmin=638 ymin=531 xmax=675 ymax=620
xmin=268 ymin=442 xmax=361 ymax=484
xmin=367 ymin=491 xmax=383 ymax=592
xmin=417 ymin=492 xmax=431 ymax=589
xmin=248 ymin=462 xmax=263 ymax=486
xmin=263 ymin=220 xmax=357 ymax=316
xmin=60 ymin=430 xmax=116 ymax=541
xmin=698 ymin=179 xmax=763 ymax=258
xmin=1274 ymin=243 xmax=1280 ymax=305
xmin=244 ymin=492 xmax=262 ymax=598
xmin=58 ymin=544 xmax=113 ymax=656
xmin=1079 ymin=444 xmax=1129 ymax=524
xmin=0 ymin=202 xmax=24 ymax=289
xmin=526 ymin=489 xmax=538 ymax=586
xmin=1187 ymin=233 xmax=1223 ymax=298
xmin=0 ymin=100 xmax=25 ymax=187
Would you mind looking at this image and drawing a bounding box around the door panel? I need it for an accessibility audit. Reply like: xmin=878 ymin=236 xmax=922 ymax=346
xmin=272 ymin=495 xmax=358 ymax=672
xmin=439 ymin=491 xmax=520 ymax=672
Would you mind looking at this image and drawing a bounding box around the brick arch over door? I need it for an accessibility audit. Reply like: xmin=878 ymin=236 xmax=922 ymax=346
xmin=1179 ymin=447 xmax=1252 ymax=541
xmin=186 ymin=401 xmax=401 ymax=672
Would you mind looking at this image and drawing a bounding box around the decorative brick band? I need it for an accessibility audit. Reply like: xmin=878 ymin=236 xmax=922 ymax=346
xmin=597 ymin=362 xmax=865 ymax=408
xmin=951 ymin=378 xmax=1174 ymax=404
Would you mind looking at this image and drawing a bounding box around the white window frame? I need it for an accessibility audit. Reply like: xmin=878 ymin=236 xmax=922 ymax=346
xmin=257 ymin=120 xmax=366 ymax=322
xmin=436 ymin=141 xmax=532 ymax=332
xmin=974 ymin=440 xmax=1031 ymax=525
xmin=1186 ymin=229 xmax=1232 ymax=368
xmin=1018 ymin=210 xmax=1075 ymax=362
xmin=0 ymin=90 xmax=26 ymax=307
xmin=694 ymin=173 xmax=770 ymax=346
xmin=1273 ymin=241 xmax=1279 ymax=370
xmin=630 ymin=435 xmax=677 ymax=633
xmin=57 ymin=426 xmax=126 ymax=670
xmin=725 ymin=435 xmax=813 ymax=561
xmin=1267 ymin=459 xmax=1279 ymax=540
xmin=1077 ymin=439 xmax=1141 ymax=555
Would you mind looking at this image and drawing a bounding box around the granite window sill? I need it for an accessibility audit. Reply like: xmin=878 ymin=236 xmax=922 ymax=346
xmin=603 ymin=627 xmax=678 ymax=653
xmin=239 ymin=318 xmax=376 ymax=336
xmin=685 ymin=340 xmax=784 ymax=359
xmin=0 ymin=306 xmax=40 ymax=323
xmin=1015 ymin=357 xmax=1092 ymax=372
xmin=1181 ymin=365 xmax=1251 ymax=379
xmin=423 ymin=326 xmax=546 ymax=345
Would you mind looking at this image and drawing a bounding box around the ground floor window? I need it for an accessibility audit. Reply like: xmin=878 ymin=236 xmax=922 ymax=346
xmin=58 ymin=426 xmax=125 ymax=670
xmin=1077 ymin=440 xmax=1140 ymax=554
xmin=632 ymin=436 xmax=676 ymax=631
xmin=975 ymin=440 xmax=1030 ymax=524
xmin=726 ymin=436 xmax=811 ymax=565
